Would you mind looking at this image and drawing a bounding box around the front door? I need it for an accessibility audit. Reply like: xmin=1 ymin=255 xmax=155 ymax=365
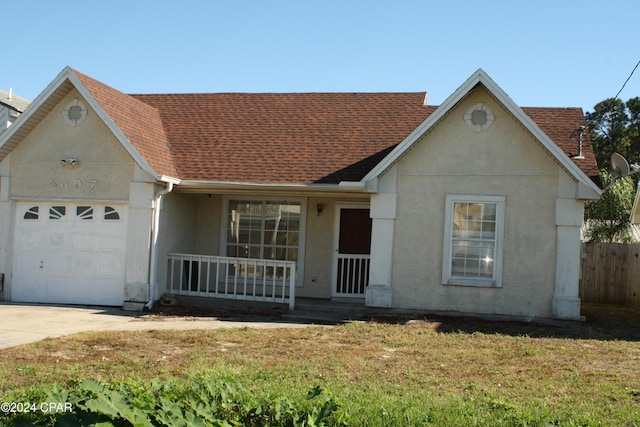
xmin=332 ymin=205 xmax=372 ymax=298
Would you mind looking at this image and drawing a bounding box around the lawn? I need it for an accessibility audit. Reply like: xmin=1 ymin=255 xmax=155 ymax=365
xmin=1 ymin=303 xmax=639 ymax=426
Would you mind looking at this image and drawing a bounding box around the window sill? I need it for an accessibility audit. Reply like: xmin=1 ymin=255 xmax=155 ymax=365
xmin=444 ymin=278 xmax=501 ymax=288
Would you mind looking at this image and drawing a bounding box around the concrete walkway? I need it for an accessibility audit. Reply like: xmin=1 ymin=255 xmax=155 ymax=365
xmin=0 ymin=303 xmax=322 ymax=349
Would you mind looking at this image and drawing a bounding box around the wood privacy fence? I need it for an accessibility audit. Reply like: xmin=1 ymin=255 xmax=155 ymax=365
xmin=579 ymin=242 xmax=640 ymax=307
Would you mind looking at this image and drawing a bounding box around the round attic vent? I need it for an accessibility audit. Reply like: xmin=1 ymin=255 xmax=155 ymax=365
xmin=464 ymin=103 xmax=494 ymax=132
xmin=63 ymin=99 xmax=87 ymax=127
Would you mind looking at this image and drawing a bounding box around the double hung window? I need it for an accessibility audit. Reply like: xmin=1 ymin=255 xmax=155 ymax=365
xmin=443 ymin=195 xmax=505 ymax=287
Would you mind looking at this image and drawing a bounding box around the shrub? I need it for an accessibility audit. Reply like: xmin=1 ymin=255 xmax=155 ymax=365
xmin=0 ymin=378 xmax=349 ymax=426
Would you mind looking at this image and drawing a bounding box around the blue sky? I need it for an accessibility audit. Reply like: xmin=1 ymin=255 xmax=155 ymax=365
xmin=4 ymin=1 xmax=639 ymax=113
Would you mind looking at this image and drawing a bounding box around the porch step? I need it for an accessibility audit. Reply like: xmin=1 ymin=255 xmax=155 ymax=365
xmin=283 ymin=298 xmax=367 ymax=323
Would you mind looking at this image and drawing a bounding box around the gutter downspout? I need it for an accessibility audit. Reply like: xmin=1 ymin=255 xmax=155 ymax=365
xmin=145 ymin=179 xmax=175 ymax=310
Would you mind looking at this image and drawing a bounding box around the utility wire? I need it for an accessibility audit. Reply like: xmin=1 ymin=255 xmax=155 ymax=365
xmin=614 ymin=58 xmax=640 ymax=101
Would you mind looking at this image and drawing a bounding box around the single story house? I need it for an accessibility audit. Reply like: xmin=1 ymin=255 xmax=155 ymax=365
xmin=0 ymin=67 xmax=601 ymax=320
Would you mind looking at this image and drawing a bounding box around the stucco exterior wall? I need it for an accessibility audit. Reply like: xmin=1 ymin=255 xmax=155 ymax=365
xmin=389 ymin=87 xmax=570 ymax=318
xmin=299 ymin=197 xmax=336 ymax=298
xmin=155 ymin=192 xmax=202 ymax=294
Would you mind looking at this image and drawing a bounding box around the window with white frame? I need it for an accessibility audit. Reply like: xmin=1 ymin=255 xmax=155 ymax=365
xmin=225 ymin=199 xmax=303 ymax=281
xmin=442 ymin=195 xmax=505 ymax=287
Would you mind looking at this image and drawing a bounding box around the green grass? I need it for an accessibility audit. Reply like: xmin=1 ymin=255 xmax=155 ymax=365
xmin=1 ymin=304 xmax=639 ymax=426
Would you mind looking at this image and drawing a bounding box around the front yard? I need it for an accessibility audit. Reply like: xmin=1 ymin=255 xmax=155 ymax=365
xmin=1 ymin=303 xmax=639 ymax=426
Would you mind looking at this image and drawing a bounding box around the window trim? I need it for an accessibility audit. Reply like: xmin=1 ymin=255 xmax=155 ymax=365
xmin=442 ymin=194 xmax=505 ymax=288
xmin=221 ymin=196 xmax=307 ymax=286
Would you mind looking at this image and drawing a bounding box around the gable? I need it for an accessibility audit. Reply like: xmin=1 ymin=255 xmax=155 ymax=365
xmin=9 ymin=89 xmax=135 ymax=201
xmin=397 ymin=86 xmax=562 ymax=179
xmin=364 ymin=69 xmax=601 ymax=200
xmin=0 ymin=67 xmax=178 ymax=182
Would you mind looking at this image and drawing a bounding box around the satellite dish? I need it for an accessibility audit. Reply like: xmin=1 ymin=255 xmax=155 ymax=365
xmin=611 ymin=153 xmax=631 ymax=178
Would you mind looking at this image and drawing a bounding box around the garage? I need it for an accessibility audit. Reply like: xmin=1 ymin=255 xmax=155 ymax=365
xmin=11 ymin=202 xmax=127 ymax=306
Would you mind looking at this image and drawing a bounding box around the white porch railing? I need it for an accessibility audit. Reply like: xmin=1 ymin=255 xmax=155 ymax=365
xmin=166 ymin=253 xmax=296 ymax=310
xmin=335 ymin=254 xmax=370 ymax=297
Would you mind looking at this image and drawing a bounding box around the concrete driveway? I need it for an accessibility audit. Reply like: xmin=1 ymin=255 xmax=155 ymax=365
xmin=0 ymin=303 xmax=317 ymax=349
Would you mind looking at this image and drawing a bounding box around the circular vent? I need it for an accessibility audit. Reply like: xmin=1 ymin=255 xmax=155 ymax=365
xmin=464 ymin=103 xmax=494 ymax=132
xmin=62 ymin=99 xmax=87 ymax=127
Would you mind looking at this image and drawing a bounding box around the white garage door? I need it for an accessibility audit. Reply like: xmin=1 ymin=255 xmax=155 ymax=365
xmin=12 ymin=202 xmax=128 ymax=306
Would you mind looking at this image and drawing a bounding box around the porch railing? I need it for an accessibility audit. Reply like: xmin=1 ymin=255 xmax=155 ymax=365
xmin=335 ymin=254 xmax=370 ymax=296
xmin=166 ymin=253 xmax=296 ymax=310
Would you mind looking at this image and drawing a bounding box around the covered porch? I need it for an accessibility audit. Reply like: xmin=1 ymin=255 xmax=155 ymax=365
xmin=156 ymin=192 xmax=373 ymax=310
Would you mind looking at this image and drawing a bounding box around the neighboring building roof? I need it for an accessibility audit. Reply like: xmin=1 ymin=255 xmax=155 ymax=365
xmin=0 ymin=90 xmax=30 ymax=112
xmin=0 ymin=67 xmax=600 ymax=190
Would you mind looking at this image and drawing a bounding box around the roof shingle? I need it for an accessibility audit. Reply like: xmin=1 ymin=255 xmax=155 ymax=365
xmin=132 ymin=92 xmax=434 ymax=184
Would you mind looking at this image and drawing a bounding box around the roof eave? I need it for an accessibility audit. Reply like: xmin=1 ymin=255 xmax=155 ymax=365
xmin=174 ymin=179 xmax=372 ymax=196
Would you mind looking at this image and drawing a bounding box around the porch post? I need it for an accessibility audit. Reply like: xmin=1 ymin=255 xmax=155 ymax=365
xmin=365 ymin=166 xmax=397 ymax=308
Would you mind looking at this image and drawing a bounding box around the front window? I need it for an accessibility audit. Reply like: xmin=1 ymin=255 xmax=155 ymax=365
xmin=226 ymin=199 xmax=302 ymax=280
xmin=443 ymin=195 xmax=505 ymax=287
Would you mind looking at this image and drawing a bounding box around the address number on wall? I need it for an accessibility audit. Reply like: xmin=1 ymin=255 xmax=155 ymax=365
xmin=50 ymin=178 xmax=97 ymax=190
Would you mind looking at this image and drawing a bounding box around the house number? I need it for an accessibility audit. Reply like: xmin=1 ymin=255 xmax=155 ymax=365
xmin=50 ymin=178 xmax=97 ymax=189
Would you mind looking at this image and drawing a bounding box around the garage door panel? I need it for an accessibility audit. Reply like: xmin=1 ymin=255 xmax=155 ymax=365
xmin=98 ymin=254 xmax=124 ymax=275
xmin=71 ymin=234 xmax=99 ymax=251
xmin=12 ymin=202 xmax=128 ymax=306
xmin=14 ymin=229 xmax=44 ymax=250
xmin=48 ymin=232 xmax=65 ymax=248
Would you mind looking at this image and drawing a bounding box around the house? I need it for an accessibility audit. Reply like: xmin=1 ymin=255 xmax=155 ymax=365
xmin=0 ymin=89 xmax=30 ymax=130
xmin=0 ymin=67 xmax=601 ymax=320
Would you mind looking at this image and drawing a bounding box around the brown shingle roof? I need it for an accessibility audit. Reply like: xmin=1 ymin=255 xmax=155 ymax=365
xmin=131 ymin=92 xmax=434 ymax=184
xmin=72 ymin=70 xmax=179 ymax=178
xmin=71 ymin=70 xmax=599 ymax=186
xmin=523 ymin=107 xmax=600 ymax=184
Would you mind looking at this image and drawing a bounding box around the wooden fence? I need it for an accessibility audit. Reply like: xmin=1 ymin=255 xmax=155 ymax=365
xmin=579 ymin=242 xmax=640 ymax=307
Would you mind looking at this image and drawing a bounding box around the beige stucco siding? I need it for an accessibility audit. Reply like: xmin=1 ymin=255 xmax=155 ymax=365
xmin=9 ymin=90 xmax=135 ymax=201
xmin=391 ymin=87 xmax=565 ymax=318
xmin=299 ymin=197 xmax=335 ymax=298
